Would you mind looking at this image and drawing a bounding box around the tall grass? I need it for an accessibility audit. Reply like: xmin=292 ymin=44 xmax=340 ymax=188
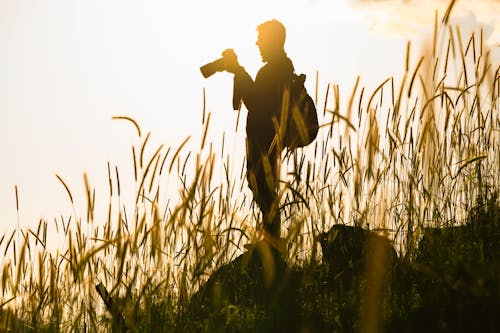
xmin=1 ymin=3 xmax=499 ymax=331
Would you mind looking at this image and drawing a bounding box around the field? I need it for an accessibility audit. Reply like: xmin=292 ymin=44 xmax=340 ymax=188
xmin=1 ymin=3 xmax=499 ymax=332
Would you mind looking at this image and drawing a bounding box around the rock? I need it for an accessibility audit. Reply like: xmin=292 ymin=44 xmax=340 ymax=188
xmin=317 ymin=224 xmax=397 ymax=279
xmin=185 ymin=240 xmax=302 ymax=332
xmin=417 ymin=222 xmax=500 ymax=266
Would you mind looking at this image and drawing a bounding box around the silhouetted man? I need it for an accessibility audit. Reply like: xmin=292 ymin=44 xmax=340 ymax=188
xmin=224 ymin=19 xmax=295 ymax=244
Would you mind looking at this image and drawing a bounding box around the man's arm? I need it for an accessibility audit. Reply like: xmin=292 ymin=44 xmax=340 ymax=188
xmin=224 ymin=56 xmax=258 ymax=111
xmin=232 ymin=67 xmax=258 ymax=111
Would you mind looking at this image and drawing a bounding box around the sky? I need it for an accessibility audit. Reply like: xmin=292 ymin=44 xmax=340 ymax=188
xmin=0 ymin=0 xmax=499 ymax=236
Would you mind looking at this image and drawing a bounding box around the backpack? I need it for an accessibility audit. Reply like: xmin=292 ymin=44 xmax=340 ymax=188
xmin=280 ymin=74 xmax=319 ymax=149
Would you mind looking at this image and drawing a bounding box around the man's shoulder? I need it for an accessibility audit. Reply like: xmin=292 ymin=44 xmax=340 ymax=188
xmin=263 ymin=56 xmax=294 ymax=71
xmin=256 ymin=57 xmax=294 ymax=80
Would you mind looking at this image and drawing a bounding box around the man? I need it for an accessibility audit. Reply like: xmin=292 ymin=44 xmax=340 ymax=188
xmin=224 ymin=19 xmax=295 ymax=244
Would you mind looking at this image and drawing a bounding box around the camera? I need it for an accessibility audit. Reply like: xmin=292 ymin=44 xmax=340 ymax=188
xmin=200 ymin=49 xmax=237 ymax=78
xmin=200 ymin=58 xmax=225 ymax=78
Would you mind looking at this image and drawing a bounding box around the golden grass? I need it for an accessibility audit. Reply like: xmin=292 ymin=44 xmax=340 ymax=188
xmin=0 ymin=3 xmax=499 ymax=331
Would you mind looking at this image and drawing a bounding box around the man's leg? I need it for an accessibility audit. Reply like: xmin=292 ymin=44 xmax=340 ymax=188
xmin=246 ymin=142 xmax=281 ymax=240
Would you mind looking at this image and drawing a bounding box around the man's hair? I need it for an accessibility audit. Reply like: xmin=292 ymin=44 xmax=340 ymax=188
xmin=257 ymin=19 xmax=286 ymax=47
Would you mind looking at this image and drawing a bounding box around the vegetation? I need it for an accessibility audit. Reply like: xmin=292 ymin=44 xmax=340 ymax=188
xmin=1 ymin=2 xmax=499 ymax=332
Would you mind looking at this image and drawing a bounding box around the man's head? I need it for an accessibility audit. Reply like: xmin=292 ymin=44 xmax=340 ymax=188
xmin=256 ymin=19 xmax=286 ymax=62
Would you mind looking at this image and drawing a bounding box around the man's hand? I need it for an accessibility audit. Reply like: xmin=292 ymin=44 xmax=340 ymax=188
xmin=222 ymin=48 xmax=242 ymax=74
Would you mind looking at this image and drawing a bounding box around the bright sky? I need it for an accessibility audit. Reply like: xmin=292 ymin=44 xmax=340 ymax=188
xmin=0 ymin=0 xmax=499 ymax=236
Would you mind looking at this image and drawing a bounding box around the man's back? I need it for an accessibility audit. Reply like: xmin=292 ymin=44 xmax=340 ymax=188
xmin=237 ymin=55 xmax=294 ymax=146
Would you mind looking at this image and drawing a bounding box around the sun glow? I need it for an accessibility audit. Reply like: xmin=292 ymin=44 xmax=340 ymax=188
xmin=1 ymin=0 xmax=497 ymax=237
xmin=0 ymin=0 xmax=402 ymax=233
